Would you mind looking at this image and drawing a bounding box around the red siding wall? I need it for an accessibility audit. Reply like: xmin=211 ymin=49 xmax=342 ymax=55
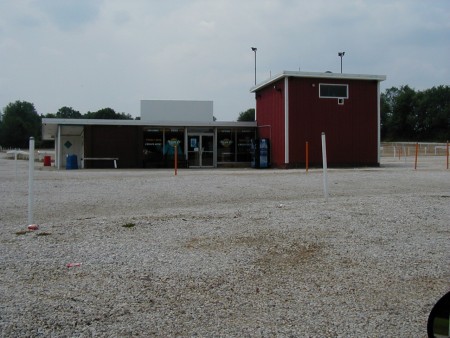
xmin=288 ymin=77 xmax=379 ymax=166
xmin=255 ymin=76 xmax=379 ymax=167
xmin=256 ymin=79 xmax=286 ymax=166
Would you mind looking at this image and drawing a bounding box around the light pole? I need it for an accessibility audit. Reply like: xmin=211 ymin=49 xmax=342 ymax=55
xmin=338 ymin=52 xmax=345 ymax=73
xmin=251 ymin=47 xmax=257 ymax=85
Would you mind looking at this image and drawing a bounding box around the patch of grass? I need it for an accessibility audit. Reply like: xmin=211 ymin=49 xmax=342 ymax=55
xmin=433 ymin=317 xmax=450 ymax=335
xmin=122 ymin=223 xmax=136 ymax=228
xmin=36 ymin=232 xmax=52 ymax=236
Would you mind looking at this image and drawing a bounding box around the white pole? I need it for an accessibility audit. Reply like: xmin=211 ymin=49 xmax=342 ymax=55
xmin=28 ymin=137 xmax=35 ymax=226
xmin=321 ymin=132 xmax=329 ymax=201
xmin=15 ymin=151 xmax=18 ymax=179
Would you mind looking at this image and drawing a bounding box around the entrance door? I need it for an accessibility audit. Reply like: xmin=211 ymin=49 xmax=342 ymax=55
xmin=188 ymin=134 xmax=214 ymax=167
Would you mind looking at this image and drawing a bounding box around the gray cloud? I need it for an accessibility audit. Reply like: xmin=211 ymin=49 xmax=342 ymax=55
xmin=33 ymin=0 xmax=102 ymax=31
xmin=0 ymin=0 xmax=449 ymax=120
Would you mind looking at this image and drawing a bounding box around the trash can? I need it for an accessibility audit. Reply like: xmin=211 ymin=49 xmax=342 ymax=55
xmin=43 ymin=155 xmax=51 ymax=167
xmin=66 ymin=154 xmax=78 ymax=169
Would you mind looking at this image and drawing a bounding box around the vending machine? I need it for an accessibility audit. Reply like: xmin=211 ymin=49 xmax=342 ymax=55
xmin=251 ymin=138 xmax=270 ymax=168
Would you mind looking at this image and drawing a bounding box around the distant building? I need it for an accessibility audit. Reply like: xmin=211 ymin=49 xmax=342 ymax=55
xmin=42 ymin=71 xmax=386 ymax=169
xmin=42 ymin=100 xmax=256 ymax=169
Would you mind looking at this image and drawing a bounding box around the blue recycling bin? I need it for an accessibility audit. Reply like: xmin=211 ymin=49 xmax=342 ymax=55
xmin=66 ymin=154 xmax=78 ymax=169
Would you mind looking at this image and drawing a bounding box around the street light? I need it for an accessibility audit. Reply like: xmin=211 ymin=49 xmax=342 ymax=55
xmin=251 ymin=47 xmax=257 ymax=85
xmin=338 ymin=52 xmax=345 ymax=73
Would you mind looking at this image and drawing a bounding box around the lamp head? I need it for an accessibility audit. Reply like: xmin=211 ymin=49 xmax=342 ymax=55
xmin=251 ymin=47 xmax=257 ymax=52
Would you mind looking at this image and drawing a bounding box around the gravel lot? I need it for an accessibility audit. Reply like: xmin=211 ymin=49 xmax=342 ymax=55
xmin=0 ymin=153 xmax=449 ymax=337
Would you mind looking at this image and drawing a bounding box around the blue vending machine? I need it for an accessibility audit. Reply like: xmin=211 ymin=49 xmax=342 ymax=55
xmin=259 ymin=138 xmax=270 ymax=168
xmin=252 ymin=138 xmax=270 ymax=168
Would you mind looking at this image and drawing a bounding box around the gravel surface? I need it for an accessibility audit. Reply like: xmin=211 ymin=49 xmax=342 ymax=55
xmin=0 ymin=153 xmax=449 ymax=337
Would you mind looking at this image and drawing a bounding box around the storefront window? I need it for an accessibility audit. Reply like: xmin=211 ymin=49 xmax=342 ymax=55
xmin=164 ymin=128 xmax=184 ymax=161
xmin=143 ymin=126 xmax=253 ymax=168
xmin=143 ymin=129 xmax=163 ymax=167
xmin=218 ymin=129 xmax=235 ymax=162
xmin=143 ymin=128 xmax=184 ymax=168
xmin=236 ymin=129 xmax=254 ymax=162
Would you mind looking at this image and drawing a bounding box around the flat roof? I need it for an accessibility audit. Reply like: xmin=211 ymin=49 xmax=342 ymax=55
xmin=41 ymin=118 xmax=257 ymax=140
xmin=250 ymin=71 xmax=386 ymax=92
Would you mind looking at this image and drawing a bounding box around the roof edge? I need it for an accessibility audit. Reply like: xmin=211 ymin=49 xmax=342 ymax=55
xmin=41 ymin=118 xmax=256 ymax=128
xmin=250 ymin=71 xmax=386 ymax=92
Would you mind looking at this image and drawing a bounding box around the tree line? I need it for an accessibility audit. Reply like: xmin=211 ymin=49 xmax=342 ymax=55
xmin=381 ymin=85 xmax=450 ymax=142
xmin=1 ymin=85 xmax=449 ymax=149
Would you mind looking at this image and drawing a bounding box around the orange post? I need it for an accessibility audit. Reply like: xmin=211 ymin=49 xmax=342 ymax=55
xmin=174 ymin=145 xmax=178 ymax=176
xmin=305 ymin=141 xmax=309 ymax=173
xmin=414 ymin=142 xmax=419 ymax=170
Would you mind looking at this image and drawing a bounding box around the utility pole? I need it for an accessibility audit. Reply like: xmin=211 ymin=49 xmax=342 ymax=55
xmin=251 ymin=47 xmax=257 ymax=85
xmin=338 ymin=52 xmax=345 ymax=73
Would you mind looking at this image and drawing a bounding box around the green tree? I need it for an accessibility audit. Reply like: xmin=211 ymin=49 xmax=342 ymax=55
xmin=117 ymin=112 xmax=134 ymax=120
xmin=415 ymin=86 xmax=450 ymax=141
xmin=0 ymin=101 xmax=41 ymax=148
xmin=237 ymin=108 xmax=255 ymax=121
xmin=381 ymin=85 xmax=450 ymax=141
xmin=390 ymin=85 xmax=417 ymax=140
xmin=85 ymin=107 xmax=133 ymax=120
xmin=55 ymin=106 xmax=82 ymax=119
xmin=380 ymin=87 xmax=399 ymax=140
xmin=381 ymin=86 xmax=417 ymax=141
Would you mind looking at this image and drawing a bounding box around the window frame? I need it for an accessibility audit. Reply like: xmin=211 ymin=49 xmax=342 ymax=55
xmin=319 ymin=83 xmax=349 ymax=99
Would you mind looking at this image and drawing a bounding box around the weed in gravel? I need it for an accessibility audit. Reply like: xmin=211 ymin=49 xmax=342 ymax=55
xmin=36 ymin=232 xmax=52 ymax=236
xmin=122 ymin=223 xmax=136 ymax=228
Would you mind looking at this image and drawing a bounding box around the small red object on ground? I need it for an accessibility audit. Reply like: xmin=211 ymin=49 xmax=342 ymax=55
xmin=27 ymin=224 xmax=39 ymax=231
xmin=66 ymin=263 xmax=82 ymax=268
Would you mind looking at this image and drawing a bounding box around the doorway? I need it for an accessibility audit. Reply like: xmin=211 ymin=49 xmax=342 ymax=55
xmin=187 ymin=134 xmax=214 ymax=167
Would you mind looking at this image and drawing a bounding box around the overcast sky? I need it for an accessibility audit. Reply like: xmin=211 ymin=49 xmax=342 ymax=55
xmin=0 ymin=0 xmax=449 ymax=121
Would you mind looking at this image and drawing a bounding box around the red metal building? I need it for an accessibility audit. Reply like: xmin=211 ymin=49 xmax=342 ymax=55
xmin=251 ymin=71 xmax=386 ymax=168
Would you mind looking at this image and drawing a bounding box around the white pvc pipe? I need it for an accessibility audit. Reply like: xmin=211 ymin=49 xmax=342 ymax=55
xmin=321 ymin=132 xmax=329 ymax=201
xmin=28 ymin=137 xmax=35 ymax=225
xmin=15 ymin=151 xmax=18 ymax=179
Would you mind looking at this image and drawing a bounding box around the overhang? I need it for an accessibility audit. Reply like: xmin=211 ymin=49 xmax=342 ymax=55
xmin=41 ymin=118 xmax=257 ymax=140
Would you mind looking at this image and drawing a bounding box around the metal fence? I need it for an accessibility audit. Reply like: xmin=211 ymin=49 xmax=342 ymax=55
xmin=381 ymin=142 xmax=449 ymax=157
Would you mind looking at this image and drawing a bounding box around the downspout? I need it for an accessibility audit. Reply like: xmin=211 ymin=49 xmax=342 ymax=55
xmin=213 ymin=127 xmax=217 ymax=167
xmin=57 ymin=124 xmax=61 ymax=170
xmin=184 ymin=127 xmax=188 ymax=162
xmin=284 ymin=77 xmax=289 ymax=165
xmin=377 ymin=81 xmax=381 ymax=165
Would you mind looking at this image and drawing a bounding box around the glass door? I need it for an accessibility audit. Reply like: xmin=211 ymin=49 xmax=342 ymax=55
xmin=188 ymin=134 xmax=214 ymax=167
xmin=201 ymin=135 xmax=214 ymax=166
